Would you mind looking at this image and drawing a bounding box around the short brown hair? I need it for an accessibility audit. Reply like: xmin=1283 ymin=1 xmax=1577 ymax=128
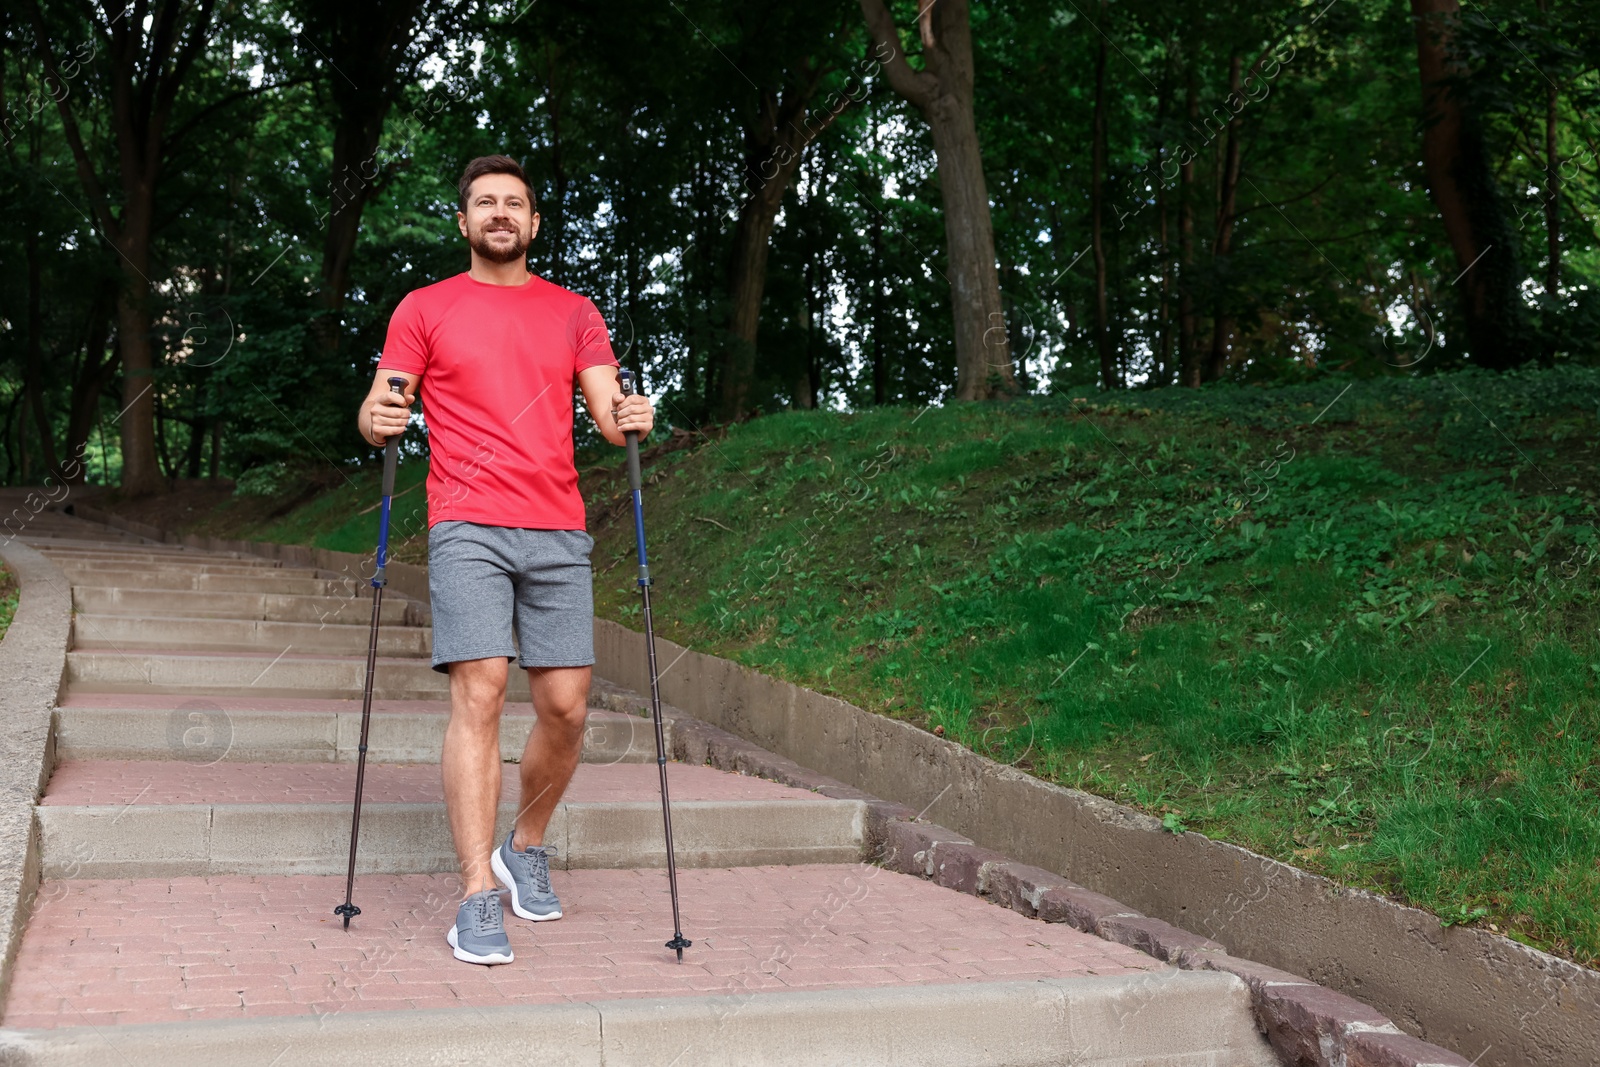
xmin=457 ymin=155 xmax=536 ymax=213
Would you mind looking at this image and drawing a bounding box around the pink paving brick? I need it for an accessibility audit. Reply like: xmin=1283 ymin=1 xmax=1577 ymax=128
xmin=42 ymin=760 xmax=826 ymax=806
xmin=2 ymin=865 xmax=1164 ymax=1028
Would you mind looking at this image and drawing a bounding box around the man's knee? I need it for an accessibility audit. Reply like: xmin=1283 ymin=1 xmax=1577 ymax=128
xmin=448 ymin=658 xmax=509 ymax=731
xmin=529 ymin=667 xmax=589 ymax=738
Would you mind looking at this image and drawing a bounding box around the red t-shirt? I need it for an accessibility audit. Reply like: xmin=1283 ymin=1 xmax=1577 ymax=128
xmin=378 ymin=271 xmax=618 ymax=529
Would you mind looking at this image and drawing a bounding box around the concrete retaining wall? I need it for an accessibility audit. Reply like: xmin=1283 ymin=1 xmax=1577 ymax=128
xmin=592 ymin=619 xmax=1598 ymax=1067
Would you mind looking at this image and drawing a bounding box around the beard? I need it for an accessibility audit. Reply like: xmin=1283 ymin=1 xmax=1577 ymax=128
xmin=468 ymin=218 xmax=531 ymax=264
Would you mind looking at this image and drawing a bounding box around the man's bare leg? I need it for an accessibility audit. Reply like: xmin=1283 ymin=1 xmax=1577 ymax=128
xmin=511 ymin=665 xmax=590 ymax=850
xmin=443 ymin=657 xmax=508 ymax=899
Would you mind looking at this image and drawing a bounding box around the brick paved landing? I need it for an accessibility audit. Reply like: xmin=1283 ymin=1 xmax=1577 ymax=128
xmin=2 ymin=865 xmax=1163 ymax=1029
xmin=42 ymin=761 xmax=823 ymax=806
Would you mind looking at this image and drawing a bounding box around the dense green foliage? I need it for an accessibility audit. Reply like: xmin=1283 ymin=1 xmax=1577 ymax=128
xmin=3 ymin=1 xmax=1599 ymax=486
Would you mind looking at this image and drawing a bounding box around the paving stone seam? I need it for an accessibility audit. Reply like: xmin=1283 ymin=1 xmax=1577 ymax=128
xmin=590 ymin=678 xmax=1477 ymax=1067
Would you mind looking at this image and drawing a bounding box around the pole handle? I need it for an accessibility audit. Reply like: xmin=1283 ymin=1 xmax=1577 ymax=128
xmin=382 ymin=377 xmax=406 ymax=498
xmin=618 ymin=368 xmax=643 ymax=494
xmin=618 ymin=367 xmax=649 ymax=587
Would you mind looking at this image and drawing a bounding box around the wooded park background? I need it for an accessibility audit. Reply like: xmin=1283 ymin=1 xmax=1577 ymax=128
xmin=2 ymin=0 xmax=1598 ymax=495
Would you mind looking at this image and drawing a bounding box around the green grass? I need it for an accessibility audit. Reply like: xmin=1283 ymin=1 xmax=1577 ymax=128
xmin=0 ymin=563 xmax=17 ymax=641
xmin=582 ymin=365 xmax=1600 ymax=965
xmin=152 ymin=457 xmax=434 ymax=563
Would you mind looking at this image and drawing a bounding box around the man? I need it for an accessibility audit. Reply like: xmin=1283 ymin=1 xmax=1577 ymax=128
xmin=356 ymin=154 xmax=653 ymax=965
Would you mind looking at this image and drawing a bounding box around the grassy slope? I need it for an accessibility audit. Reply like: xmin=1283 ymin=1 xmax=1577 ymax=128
xmin=585 ymin=367 xmax=1600 ymax=964
xmin=0 ymin=563 xmax=16 ymax=642
xmin=114 ymin=366 xmax=1600 ymax=964
xmin=111 ymin=456 xmax=435 ymax=565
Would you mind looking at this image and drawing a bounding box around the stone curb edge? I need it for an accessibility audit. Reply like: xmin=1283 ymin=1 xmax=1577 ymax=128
xmin=590 ymin=678 xmax=1475 ymax=1067
xmin=0 ymin=538 xmax=72 ymax=1013
xmin=0 ymin=972 xmax=1261 ymax=1067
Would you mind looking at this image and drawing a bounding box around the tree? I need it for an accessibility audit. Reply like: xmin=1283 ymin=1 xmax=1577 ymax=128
xmin=30 ymin=0 xmax=232 ymax=496
xmin=711 ymin=4 xmax=861 ymax=420
xmin=1409 ymin=0 xmax=1531 ymax=369
xmin=859 ymin=0 xmax=1012 ymax=400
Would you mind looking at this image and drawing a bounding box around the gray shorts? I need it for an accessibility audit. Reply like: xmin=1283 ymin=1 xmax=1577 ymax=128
xmin=426 ymin=521 xmax=596 ymax=673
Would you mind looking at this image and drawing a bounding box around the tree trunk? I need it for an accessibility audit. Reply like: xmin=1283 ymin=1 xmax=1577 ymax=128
xmin=301 ymin=0 xmax=430 ymax=368
xmin=1178 ymin=70 xmax=1200 ymax=387
xmin=870 ymin=165 xmax=888 ymax=405
xmin=1538 ymin=0 xmax=1559 ymax=301
xmin=1153 ymin=52 xmax=1173 ymax=390
xmin=34 ymin=0 xmax=221 ymax=497
xmin=543 ymin=40 xmax=570 ymax=285
xmin=716 ymin=74 xmax=844 ymax=419
xmin=860 ymin=0 xmax=1013 ymax=401
xmin=1090 ymin=3 xmax=1113 ymax=391
xmin=1409 ymin=0 xmax=1530 ymax=368
xmin=1207 ymin=54 xmax=1243 ymax=383
xmin=209 ymin=411 xmax=221 ymax=482
xmin=23 ymin=197 xmax=60 ymax=477
xmin=312 ymin=116 xmax=383 ymax=354
xmin=718 ymin=171 xmax=787 ymax=418
xmin=114 ymin=248 xmax=162 ymax=496
xmin=63 ymin=285 xmax=119 ymax=486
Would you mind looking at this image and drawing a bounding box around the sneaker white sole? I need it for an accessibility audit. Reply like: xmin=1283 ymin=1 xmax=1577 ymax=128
xmin=491 ymin=846 xmax=565 ymax=922
xmin=446 ymin=923 xmax=513 ymax=965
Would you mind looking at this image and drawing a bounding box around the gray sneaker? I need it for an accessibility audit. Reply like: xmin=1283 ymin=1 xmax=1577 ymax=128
xmin=491 ymin=832 xmax=563 ymax=921
xmin=446 ymin=889 xmax=513 ymax=965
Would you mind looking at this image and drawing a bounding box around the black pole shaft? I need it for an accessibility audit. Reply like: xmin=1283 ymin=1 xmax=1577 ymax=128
xmin=641 ymin=580 xmax=689 ymax=957
xmin=619 ymin=368 xmax=691 ymax=961
xmin=336 ymin=584 xmax=384 ymax=926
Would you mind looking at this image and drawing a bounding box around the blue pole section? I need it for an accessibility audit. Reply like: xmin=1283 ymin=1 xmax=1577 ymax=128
xmin=631 ymin=490 xmax=649 ymax=586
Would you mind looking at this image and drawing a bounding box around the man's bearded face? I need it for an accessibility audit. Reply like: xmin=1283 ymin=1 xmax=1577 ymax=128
xmin=468 ymin=213 xmax=532 ymax=264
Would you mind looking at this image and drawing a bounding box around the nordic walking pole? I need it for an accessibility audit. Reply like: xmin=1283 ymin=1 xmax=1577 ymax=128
xmin=618 ymin=368 xmax=692 ymax=962
xmin=335 ymin=375 xmax=408 ymax=929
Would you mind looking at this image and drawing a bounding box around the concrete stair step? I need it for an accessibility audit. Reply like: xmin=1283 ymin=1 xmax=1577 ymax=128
xmin=38 ymin=547 xmax=252 ymax=563
xmin=54 ymin=704 xmax=654 ymax=763
xmin=37 ymin=802 xmax=861 ymax=878
xmin=37 ymin=761 xmax=852 ymax=876
xmin=58 ymin=570 xmax=347 ymax=596
xmin=54 ymin=559 xmax=321 ymax=575
xmin=20 ymin=532 xmax=157 ymax=548
xmin=0 ymin=866 xmax=1271 ymax=1066
xmin=71 ymin=587 xmax=414 ymax=625
xmin=64 ymin=648 xmax=497 ymax=699
xmin=70 ymin=613 xmax=432 ymax=657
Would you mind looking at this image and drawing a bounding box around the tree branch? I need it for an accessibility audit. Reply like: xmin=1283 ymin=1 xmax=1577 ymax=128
xmin=163 ymin=76 xmax=306 ymax=154
xmin=28 ymin=0 xmax=120 ymax=244
xmin=858 ymin=0 xmax=935 ymax=112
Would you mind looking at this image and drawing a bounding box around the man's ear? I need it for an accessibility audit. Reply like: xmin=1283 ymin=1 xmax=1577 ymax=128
xmin=456 ymin=211 xmax=468 ymax=237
